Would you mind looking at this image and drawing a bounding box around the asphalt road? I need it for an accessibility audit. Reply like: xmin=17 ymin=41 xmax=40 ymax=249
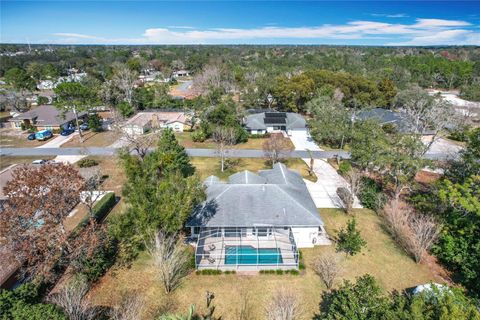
xmin=0 ymin=147 xmax=456 ymax=160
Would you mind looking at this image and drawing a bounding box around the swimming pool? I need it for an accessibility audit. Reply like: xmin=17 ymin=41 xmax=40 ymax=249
xmin=225 ymin=245 xmax=283 ymax=265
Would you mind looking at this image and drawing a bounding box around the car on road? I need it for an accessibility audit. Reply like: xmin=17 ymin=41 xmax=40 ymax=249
xmin=27 ymin=133 xmax=36 ymax=140
xmin=35 ymin=130 xmax=53 ymax=141
xmin=60 ymin=128 xmax=75 ymax=136
xmin=79 ymin=123 xmax=89 ymax=131
xmin=32 ymin=159 xmax=47 ymax=165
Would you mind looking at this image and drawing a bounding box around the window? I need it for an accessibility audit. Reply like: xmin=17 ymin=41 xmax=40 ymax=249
xmin=193 ymin=227 xmax=200 ymax=235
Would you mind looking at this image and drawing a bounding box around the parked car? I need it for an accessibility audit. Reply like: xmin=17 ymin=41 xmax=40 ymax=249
xmin=35 ymin=130 xmax=53 ymax=141
xmin=60 ymin=128 xmax=75 ymax=136
xmin=27 ymin=133 xmax=36 ymax=140
xmin=32 ymin=159 xmax=47 ymax=165
xmin=79 ymin=123 xmax=89 ymax=131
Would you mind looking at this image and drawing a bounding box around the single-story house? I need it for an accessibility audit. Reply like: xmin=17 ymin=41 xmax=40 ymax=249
xmin=172 ymin=70 xmax=191 ymax=78
xmin=243 ymin=112 xmax=307 ymax=135
xmin=122 ymin=110 xmax=192 ymax=135
xmin=354 ymin=108 xmax=435 ymax=135
xmin=9 ymin=105 xmax=87 ymax=131
xmin=187 ymin=163 xmax=329 ymax=271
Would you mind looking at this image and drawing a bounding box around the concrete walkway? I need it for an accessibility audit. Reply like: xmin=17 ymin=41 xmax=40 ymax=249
xmin=36 ymin=133 xmax=85 ymax=163
xmin=289 ymin=130 xmax=362 ymax=209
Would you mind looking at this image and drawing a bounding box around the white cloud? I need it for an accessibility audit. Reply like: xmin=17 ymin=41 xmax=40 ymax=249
xmin=372 ymin=13 xmax=409 ymax=18
xmin=52 ymin=18 xmax=480 ymax=45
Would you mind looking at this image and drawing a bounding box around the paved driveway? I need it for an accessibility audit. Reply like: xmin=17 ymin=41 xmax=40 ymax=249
xmin=289 ymin=129 xmax=362 ymax=209
xmin=37 ymin=133 xmax=77 ymax=148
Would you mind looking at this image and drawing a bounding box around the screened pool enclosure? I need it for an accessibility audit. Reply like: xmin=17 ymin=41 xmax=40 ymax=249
xmin=194 ymin=226 xmax=299 ymax=270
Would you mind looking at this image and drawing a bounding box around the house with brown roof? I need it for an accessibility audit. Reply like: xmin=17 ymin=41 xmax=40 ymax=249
xmin=9 ymin=105 xmax=87 ymax=131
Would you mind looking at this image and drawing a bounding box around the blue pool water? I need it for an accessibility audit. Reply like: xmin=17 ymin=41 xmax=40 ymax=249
xmin=225 ymin=245 xmax=283 ymax=265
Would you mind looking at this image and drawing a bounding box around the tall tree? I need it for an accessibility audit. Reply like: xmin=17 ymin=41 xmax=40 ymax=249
xmin=54 ymin=82 xmax=95 ymax=142
xmin=0 ymin=164 xmax=85 ymax=280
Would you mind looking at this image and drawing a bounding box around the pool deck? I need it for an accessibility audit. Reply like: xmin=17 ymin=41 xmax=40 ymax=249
xmin=195 ymin=233 xmax=298 ymax=270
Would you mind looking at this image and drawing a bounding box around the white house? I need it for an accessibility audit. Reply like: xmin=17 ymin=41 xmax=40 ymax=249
xmin=187 ymin=163 xmax=329 ymax=271
xmin=122 ymin=111 xmax=192 ymax=136
xmin=243 ymin=112 xmax=307 ymax=135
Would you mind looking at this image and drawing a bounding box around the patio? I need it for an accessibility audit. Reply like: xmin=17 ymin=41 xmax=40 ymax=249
xmin=194 ymin=226 xmax=299 ymax=271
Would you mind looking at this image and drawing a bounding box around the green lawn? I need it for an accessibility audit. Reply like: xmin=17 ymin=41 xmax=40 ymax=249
xmin=175 ymin=132 xmax=294 ymax=150
xmin=90 ymin=208 xmax=440 ymax=320
xmin=191 ymin=157 xmax=316 ymax=182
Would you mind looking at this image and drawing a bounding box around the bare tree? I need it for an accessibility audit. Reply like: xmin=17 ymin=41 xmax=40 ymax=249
xmin=112 ymin=117 xmax=158 ymax=160
xmin=112 ymin=63 xmax=138 ymax=105
xmin=409 ymin=214 xmax=440 ymax=263
xmin=265 ymin=290 xmax=302 ymax=320
xmin=0 ymin=164 xmax=85 ymax=280
xmin=339 ymin=169 xmax=361 ymax=214
xmin=50 ymin=277 xmax=100 ymax=320
xmin=382 ymin=200 xmax=439 ymax=263
xmin=263 ymin=133 xmax=293 ymax=164
xmin=235 ymin=290 xmax=253 ymax=320
xmin=81 ymin=170 xmax=105 ymax=218
xmin=148 ymin=231 xmax=191 ymax=294
xmin=212 ymin=126 xmax=236 ymax=172
xmin=395 ymin=86 xmax=458 ymax=155
xmin=313 ymin=253 xmax=343 ymax=289
xmin=109 ymin=292 xmax=145 ymax=320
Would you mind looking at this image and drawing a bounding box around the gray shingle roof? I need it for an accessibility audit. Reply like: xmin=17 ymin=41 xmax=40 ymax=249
xmin=188 ymin=163 xmax=323 ymax=228
xmin=10 ymin=105 xmax=87 ymax=127
xmin=244 ymin=112 xmax=306 ymax=131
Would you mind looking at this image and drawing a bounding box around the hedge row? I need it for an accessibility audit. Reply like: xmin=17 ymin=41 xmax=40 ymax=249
xmin=71 ymin=192 xmax=116 ymax=237
xmin=259 ymin=269 xmax=300 ymax=275
xmin=195 ymin=269 xmax=236 ymax=275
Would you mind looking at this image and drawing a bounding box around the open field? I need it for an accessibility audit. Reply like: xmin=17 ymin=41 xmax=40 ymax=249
xmin=191 ymin=157 xmax=316 ymax=182
xmin=62 ymin=131 xmax=118 ymax=148
xmin=90 ymin=208 xmax=439 ymax=319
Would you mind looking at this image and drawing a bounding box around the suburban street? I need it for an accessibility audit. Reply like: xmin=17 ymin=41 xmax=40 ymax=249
xmin=0 ymin=146 xmax=458 ymax=160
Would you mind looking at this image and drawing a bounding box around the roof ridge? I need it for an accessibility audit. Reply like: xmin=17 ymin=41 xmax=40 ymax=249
xmin=273 ymin=184 xmax=321 ymax=223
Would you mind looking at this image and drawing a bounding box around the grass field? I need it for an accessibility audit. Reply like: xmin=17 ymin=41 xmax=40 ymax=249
xmin=175 ymin=132 xmax=294 ymax=150
xmin=89 ymin=208 xmax=439 ymax=319
xmin=62 ymin=131 xmax=118 ymax=148
xmin=191 ymin=157 xmax=316 ymax=182
xmin=0 ymin=132 xmax=46 ymax=148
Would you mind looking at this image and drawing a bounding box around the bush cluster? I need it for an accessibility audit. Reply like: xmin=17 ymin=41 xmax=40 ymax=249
xmin=259 ymin=269 xmax=300 ymax=275
xmin=338 ymin=161 xmax=352 ymax=176
xmin=195 ymin=269 xmax=236 ymax=275
xmin=358 ymin=177 xmax=387 ymax=211
xmin=191 ymin=130 xmax=206 ymax=142
xmin=77 ymin=158 xmax=99 ymax=168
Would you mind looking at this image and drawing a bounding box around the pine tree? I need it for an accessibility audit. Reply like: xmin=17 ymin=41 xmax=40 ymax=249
xmin=154 ymin=128 xmax=195 ymax=177
xmin=336 ymin=218 xmax=366 ymax=257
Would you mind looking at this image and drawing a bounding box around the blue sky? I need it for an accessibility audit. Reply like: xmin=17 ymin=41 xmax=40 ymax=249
xmin=1 ymin=1 xmax=479 ymax=45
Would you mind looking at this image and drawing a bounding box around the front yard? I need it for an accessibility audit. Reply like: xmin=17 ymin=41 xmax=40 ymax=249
xmin=61 ymin=130 xmax=118 ymax=148
xmin=175 ymin=132 xmax=294 ymax=150
xmin=89 ymin=208 xmax=439 ymax=319
xmin=0 ymin=129 xmax=47 ymax=148
xmin=191 ymin=157 xmax=316 ymax=182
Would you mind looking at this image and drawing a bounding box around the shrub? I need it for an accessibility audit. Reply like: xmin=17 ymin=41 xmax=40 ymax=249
xmin=91 ymin=192 xmax=116 ymax=221
xmin=87 ymin=114 xmax=102 ymax=132
xmin=72 ymin=232 xmax=117 ymax=282
xmin=275 ymin=269 xmax=284 ymax=275
xmin=191 ymin=130 xmax=206 ymax=142
xmin=77 ymin=158 xmax=99 ymax=168
xmin=118 ymin=101 xmax=134 ymax=118
xmin=338 ymin=161 xmax=351 ymax=176
xmin=358 ymin=177 xmax=386 ymax=211
xmin=196 ymin=269 xmax=222 ymax=275
xmin=336 ymin=218 xmax=366 ymax=257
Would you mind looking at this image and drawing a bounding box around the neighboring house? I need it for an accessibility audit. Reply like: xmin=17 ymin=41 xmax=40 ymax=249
xmin=187 ymin=163 xmax=329 ymax=271
xmin=9 ymin=105 xmax=87 ymax=131
xmin=354 ymin=108 xmax=435 ymax=135
xmin=244 ymin=112 xmax=307 ymax=135
xmin=172 ymin=69 xmax=191 ymax=78
xmin=122 ymin=110 xmax=192 ymax=135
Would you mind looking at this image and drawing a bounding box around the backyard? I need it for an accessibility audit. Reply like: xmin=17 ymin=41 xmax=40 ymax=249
xmin=89 ymin=208 xmax=439 ymax=320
